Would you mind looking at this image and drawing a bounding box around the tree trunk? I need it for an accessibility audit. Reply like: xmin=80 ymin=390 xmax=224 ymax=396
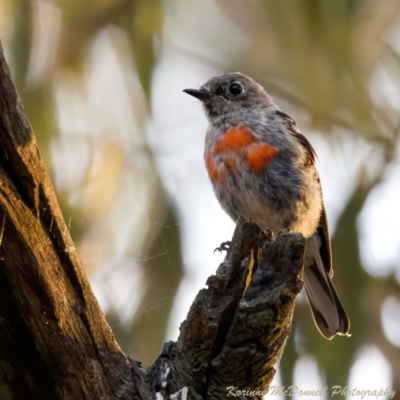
xmin=0 ymin=41 xmax=305 ymax=400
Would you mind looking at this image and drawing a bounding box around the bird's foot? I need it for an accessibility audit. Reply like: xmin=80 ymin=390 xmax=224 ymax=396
xmin=214 ymin=241 xmax=231 ymax=254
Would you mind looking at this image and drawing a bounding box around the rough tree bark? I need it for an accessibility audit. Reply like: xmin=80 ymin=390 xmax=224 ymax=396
xmin=0 ymin=42 xmax=305 ymax=400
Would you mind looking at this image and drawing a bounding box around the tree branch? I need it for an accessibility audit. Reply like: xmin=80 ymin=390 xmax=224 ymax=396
xmin=0 ymin=40 xmax=305 ymax=399
xmin=0 ymin=40 xmax=145 ymax=400
xmin=150 ymin=222 xmax=305 ymax=399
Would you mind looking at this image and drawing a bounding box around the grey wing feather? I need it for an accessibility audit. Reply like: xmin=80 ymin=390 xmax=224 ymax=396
xmin=276 ymin=110 xmax=332 ymax=275
xmin=275 ymin=110 xmax=317 ymax=164
xmin=317 ymin=204 xmax=333 ymax=277
xmin=275 ymin=111 xmax=348 ymax=338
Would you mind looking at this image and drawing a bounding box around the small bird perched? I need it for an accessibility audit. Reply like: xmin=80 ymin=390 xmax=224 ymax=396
xmin=183 ymin=72 xmax=350 ymax=339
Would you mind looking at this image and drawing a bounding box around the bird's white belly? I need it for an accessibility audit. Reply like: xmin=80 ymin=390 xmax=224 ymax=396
xmin=214 ymin=172 xmax=322 ymax=239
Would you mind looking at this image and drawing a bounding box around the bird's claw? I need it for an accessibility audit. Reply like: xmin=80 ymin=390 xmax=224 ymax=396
xmin=214 ymin=241 xmax=231 ymax=254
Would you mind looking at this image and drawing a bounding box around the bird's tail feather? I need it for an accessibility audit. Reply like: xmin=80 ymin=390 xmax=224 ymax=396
xmin=304 ymin=254 xmax=350 ymax=339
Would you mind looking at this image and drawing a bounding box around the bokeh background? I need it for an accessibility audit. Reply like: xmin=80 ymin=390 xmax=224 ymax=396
xmin=1 ymin=0 xmax=400 ymax=398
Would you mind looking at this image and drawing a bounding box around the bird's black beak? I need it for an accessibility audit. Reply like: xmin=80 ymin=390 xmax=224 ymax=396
xmin=183 ymin=88 xmax=214 ymax=102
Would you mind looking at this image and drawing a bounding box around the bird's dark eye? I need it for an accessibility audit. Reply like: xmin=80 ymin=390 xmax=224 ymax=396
xmin=229 ymin=83 xmax=242 ymax=95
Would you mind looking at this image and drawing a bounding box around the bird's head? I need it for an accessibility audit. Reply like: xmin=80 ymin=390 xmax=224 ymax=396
xmin=183 ymin=72 xmax=273 ymax=126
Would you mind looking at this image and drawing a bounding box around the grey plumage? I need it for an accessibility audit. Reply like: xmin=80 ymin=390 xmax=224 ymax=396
xmin=184 ymin=72 xmax=350 ymax=339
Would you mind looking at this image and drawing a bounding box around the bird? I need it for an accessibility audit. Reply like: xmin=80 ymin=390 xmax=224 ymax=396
xmin=183 ymin=72 xmax=350 ymax=339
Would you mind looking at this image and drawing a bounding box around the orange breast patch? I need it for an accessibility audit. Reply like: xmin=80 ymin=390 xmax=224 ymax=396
xmin=206 ymin=153 xmax=239 ymax=186
xmin=213 ymin=126 xmax=255 ymax=154
xmin=246 ymin=143 xmax=279 ymax=173
xmin=206 ymin=126 xmax=279 ymax=186
xmin=205 ymin=153 xmax=217 ymax=181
